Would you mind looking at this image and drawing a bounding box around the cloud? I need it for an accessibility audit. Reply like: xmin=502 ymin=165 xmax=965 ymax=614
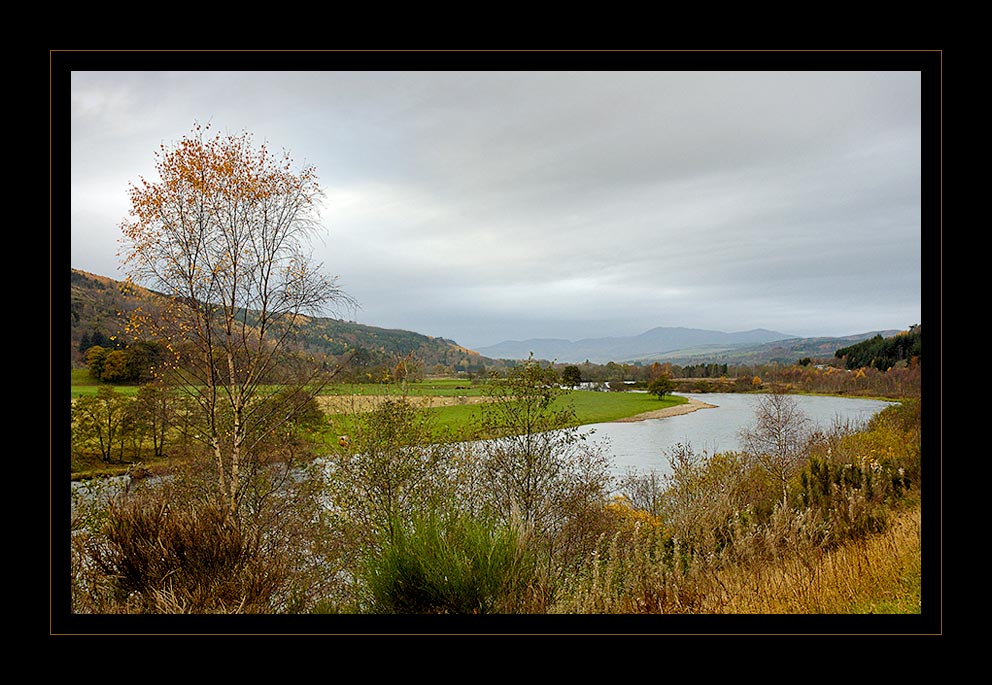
xmin=68 ymin=67 xmax=925 ymax=349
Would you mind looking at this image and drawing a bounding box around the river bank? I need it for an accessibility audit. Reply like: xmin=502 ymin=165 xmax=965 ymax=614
xmin=611 ymin=396 xmax=718 ymax=422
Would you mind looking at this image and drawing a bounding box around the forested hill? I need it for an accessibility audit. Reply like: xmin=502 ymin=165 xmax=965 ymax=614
xmin=834 ymin=325 xmax=922 ymax=371
xmin=69 ymin=269 xmax=491 ymax=376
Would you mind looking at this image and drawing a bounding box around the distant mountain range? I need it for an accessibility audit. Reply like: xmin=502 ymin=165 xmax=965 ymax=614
xmin=475 ymin=327 xmax=798 ymax=364
xmin=476 ymin=327 xmax=904 ymax=365
xmin=70 ymin=268 xmax=900 ymax=370
xmin=627 ymin=332 xmax=903 ymax=366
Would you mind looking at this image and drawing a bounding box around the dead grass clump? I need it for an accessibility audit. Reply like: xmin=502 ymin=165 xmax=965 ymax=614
xmin=83 ymin=492 xmax=290 ymax=613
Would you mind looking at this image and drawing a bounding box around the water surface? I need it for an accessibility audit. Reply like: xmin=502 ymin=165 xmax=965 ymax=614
xmin=587 ymin=393 xmax=896 ymax=477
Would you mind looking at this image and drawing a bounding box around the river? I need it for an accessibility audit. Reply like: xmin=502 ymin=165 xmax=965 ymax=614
xmin=71 ymin=393 xmax=896 ymax=504
xmin=589 ymin=393 xmax=897 ymax=477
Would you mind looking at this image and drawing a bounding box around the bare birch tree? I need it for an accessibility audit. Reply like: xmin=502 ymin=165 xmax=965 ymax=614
xmin=740 ymin=391 xmax=811 ymax=507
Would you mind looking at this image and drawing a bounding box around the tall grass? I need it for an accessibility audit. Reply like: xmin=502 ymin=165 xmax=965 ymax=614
xmin=714 ymin=503 xmax=921 ymax=614
xmin=554 ymin=502 xmax=920 ymax=615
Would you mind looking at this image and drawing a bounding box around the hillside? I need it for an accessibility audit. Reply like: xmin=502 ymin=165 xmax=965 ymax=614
xmin=69 ymin=269 xmax=491 ymax=375
xmin=476 ymin=326 xmax=797 ymax=364
xmin=70 ymin=268 xmax=911 ymax=374
xmin=835 ymin=326 xmax=922 ymax=370
xmin=70 ymin=269 xmax=157 ymax=366
xmin=630 ymin=331 xmax=904 ymax=366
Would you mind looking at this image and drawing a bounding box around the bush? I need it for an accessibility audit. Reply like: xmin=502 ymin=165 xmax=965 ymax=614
xmin=798 ymin=456 xmax=893 ymax=539
xmin=554 ymin=522 xmax=708 ymax=614
xmin=794 ymin=399 xmax=920 ymax=542
xmin=86 ymin=492 xmax=289 ymax=613
xmin=647 ymin=375 xmax=674 ymax=399
xmin=359 ymin=510 xmax=536 ymax=614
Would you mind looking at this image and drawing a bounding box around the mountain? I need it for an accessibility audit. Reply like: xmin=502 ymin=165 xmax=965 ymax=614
xmin=476 ymin=326 xmax=798 ymax=364
xmin=69 ymin=269 xmax=491 ymax=374
xmin=628 ymin=331 xmax=904 ymax=366
xmin=70 ymin=268 xmax=905 ymax=373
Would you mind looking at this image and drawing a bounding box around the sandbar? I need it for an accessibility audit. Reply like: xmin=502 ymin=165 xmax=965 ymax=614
xmin=612 ymin=396 xmax=718 ymax=422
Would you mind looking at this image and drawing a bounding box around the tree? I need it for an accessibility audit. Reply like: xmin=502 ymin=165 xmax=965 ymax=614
xmin=99 ymin=349 xmax=130 ymax=383
xmin=71 ymin=386 xmax=131 ymax=463
xmin=477 ymin=357 xmax=611 ymax=533
xmin=475 ymin=357 xmax=613 ymax=598
xmin=119 ymin=123 xmax=354 ymax=515
xmin=739 ymin=391 xmax=811 ymax=507
xmin=125 ymin=341 xmax=167 ymax=383
xmin=647 ymin=374 xmax=674 ymax=399
xmin=133 ymin=381 xmax=175 ymax=458
xmin=328 ymin=397 xmax=448 ymax=546
xmin=85 ymin=345 xmax=108 ymax=381
xmin=605 ymin=361 xmax=625 ymax=383
xmin=561 ymin=365 xmax=582 ymax=388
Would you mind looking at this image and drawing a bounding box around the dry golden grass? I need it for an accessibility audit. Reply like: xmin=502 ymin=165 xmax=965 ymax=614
xmin=712 ymin=503 xmax=921 ymax=614
xmin=556 ymin=502 xmax=921 ymax=615
xmin=317 ymin=394 xmax=489 ymax=415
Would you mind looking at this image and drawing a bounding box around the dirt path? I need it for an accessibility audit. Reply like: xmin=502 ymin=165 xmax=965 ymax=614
xmin=611 ymin=396 xmax=718 ymax=423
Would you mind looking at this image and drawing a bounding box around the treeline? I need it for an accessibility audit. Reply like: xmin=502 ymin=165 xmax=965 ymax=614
xmin=340 ymin=346 xmax=508 ymax=384
xmin=77 ymin=334 xmax=497 ymax=388
xmin=72 ymin=385 xmax=176 ymax=465
xmin=549 ymin=357 xmax=920 ymax=399
xmin=835 ymin=326 xmax=921 ymax=371
xmin=558 ymin=360 xmax=742 ymax=384
xmin=72 ymin=383 xmax=326 ymax=470
xmin=542 ymin=328 xmax=924 ymax=400
xmin=83 ymin=342 xmax=166 ymax=384
xmin=761 ymin=363 xmax=921 ymax=399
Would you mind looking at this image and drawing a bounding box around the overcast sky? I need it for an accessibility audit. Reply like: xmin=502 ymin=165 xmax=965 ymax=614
xmin=68 ymin=65 xmax=925 ymax=350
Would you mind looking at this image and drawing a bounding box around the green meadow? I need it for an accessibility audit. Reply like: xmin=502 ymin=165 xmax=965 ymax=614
xmin=323 ymin=384 xmax=688 ymax=443
xmin=71 ymin=369 xmax=688 ymax=455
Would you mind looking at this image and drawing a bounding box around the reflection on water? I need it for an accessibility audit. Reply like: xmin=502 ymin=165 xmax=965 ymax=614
xmin=587 ymin=393 xmax=897 ymax=477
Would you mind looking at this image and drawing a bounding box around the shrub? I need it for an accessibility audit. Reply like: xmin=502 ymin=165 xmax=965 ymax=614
xmin=554 ymin=523 xmax=710 ymax=614
xmin=86 ymin=492 xmax=290 ymax=613
xmin=359 ymin=510 xmax=537 ymax=614
xmin=647 ymin=375 xmax=674 ymax=399
xmin=795 ymin=400 xmax=920 ymax=542
xmin=326 ymin=397 xmax=448 ymax=546
xmin=477 ymin=358 xmax=613 ymax=539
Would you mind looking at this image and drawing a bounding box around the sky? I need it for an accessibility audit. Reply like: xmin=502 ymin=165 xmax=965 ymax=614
xmin=67 ymin=60 xmax=927 ymax=351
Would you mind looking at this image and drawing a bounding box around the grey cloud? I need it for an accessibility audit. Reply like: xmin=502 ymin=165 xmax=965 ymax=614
xmin=69 ymin=68 xmax=924 ymax=349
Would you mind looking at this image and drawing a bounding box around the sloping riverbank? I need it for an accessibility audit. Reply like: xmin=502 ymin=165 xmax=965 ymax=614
xmin=611 ymin=396 xmax=718 ymax=422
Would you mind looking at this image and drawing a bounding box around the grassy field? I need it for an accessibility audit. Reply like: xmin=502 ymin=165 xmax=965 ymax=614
xmin=72 ymin=371 xmax=685 ymax=427
xmin=70 ymin=373 xmax=488 ymax=400
xmin=71 ymin=372 xmax=687 ymax=476
xmin=70 ymin=368 xmax=141 ymax=398
xmin=324 ymin=378 xmax=487 ymax=397
xmin=325 ymin=386 xmax=688 ymax=442
xmin=329 ymin=382 xmax=687 ymax=435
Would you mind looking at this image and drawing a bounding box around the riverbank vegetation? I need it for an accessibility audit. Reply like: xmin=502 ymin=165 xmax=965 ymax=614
xmin=70 ymin=357 xmax=922 ymax=617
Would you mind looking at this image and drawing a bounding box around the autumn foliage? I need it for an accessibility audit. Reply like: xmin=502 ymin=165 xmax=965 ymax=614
xmin=118 ymin=123 xmax=351 ymax=514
